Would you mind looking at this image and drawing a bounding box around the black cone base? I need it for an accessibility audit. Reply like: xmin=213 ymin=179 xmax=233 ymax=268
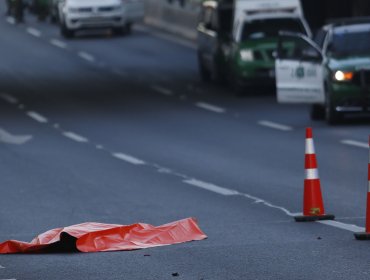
xmin=294 ymin=214 xmax=335 ymax=222
xmin=354 ymin=232 xmax=370 ymax=240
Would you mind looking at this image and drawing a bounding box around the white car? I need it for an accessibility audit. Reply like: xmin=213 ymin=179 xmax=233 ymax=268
xmin=59 ymin=0 xmax=144 ymax=38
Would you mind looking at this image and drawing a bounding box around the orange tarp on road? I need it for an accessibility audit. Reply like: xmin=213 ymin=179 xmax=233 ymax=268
xmin=0 ymin=217 xmax=207 ymax=254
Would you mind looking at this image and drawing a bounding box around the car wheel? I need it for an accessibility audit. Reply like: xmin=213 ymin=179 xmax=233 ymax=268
xmin=113 ymin=27 xmax=125 ymax=36
xmin=60 ymin=22 xmax=74 ymax=38
xmin=325 ymin=93 xmax=341 ymax=125
xmin=231 ymin=76 xmax=244 ymax=97
xmin=125 ymin=23 xmax=132 ymax=34
xmin=310 ymin=104 xmax=325 ymax=120
xmin=198 ymin=53 xmax=211 ymax=82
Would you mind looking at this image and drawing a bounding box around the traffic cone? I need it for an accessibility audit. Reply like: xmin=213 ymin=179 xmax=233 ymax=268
xmin=354 ymin=136 xmax=370 ymax=240
xmin=294 ymin=128 xmax=335 ymax=222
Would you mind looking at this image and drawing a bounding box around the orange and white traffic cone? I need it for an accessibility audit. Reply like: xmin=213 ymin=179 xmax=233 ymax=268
xmin=354 ymin=136 xmax=370 ymax=240
xmin=295 ymin=128 xmax=335 ymax=222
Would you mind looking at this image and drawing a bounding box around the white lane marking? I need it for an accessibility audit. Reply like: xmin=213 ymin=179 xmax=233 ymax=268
xmin=26 ymin=111 xmax=48 ymax=123
xmin=341 ymin=139 xmax=368 ymax=149
xmin=26 ymin=27 xmax=41 ymax=37
xmin=0 ymin=93 xmax=18 ymax=104
xmin=18 ymin=104 xmax=25 ymax=110
xmin=0 ymin=128 xmax=32 ymax=145
xmin=0 ymin=265 xmax=4 ymax=268
xmin=112 ymin=153 xmax=146 ymax=165
xmin=195 ymin=102 xmax=226 ymax=114
xmin=151 ymin=85 xmax=173 ymax=96
xmin=6 ymin=17 xmax=15 ymax=24
xmin=62 ymin=132 xmax=88 ymax=143
xmin=183 ymin=177 xmax=366 ymax=233
xmin=318 ymin=220 xmax=365 ymax=233
xmin=239 ymin=193 xmax=297 ymax=217
xmin=184 ymin=179 xmax=239 ymax=196
xmin=78 ymin=52 xmax=95 ymax=63
xmin=50 ymin=39 xmax=67 ymax=49
xmin=258 ymin=120 xmax=293 ymax=132
xmin=96 ymin=144 xmax=104 ymax=149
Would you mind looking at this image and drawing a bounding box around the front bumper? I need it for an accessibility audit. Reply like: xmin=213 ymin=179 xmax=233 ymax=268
xmin=65 ymin=12 xmax=125 ymax=30
xmin=234 ymin=62 xmax=276 ymax=87
xmin=331 ymin=83 xmax=370 ymax=113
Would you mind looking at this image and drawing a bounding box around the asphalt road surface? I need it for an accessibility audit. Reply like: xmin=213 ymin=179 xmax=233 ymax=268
xmin=0 ymin=5 xmax=370 ymax=280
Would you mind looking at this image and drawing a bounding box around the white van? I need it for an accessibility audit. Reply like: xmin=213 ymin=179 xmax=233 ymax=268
xmin=58 ymin=0 xmax=144 ymax=38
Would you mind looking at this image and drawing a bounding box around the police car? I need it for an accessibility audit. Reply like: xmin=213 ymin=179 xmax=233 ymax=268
xmin=276 ymin=18 xmax=370 ymax=124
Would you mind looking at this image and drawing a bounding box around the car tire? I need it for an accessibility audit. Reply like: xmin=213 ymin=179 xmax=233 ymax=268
xmin=60 ymin=22 xmax=74 ymax=38
xmin=310 ymin=104 xmax=325 ymax=120
xmin=113 ymin=27 xmax=125 ymax=36
xmin=325 ymin=92 xmax=341 ymax=125
xmin=198 ymin=53 xmax=211 ymax=82
xmin=125 ymin=23 xmax=132 ymax=34
xmin=231 ymin=76 xmax=244 ymax=97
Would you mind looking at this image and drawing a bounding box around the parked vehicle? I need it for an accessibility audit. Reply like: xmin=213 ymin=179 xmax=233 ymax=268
xmin=197 ymin=0 xmax=311 ymax=94
xmin=275 ymin=18 xmax=370 ymax=124
xmin=58 ymin=0 xmax=144 ymax=38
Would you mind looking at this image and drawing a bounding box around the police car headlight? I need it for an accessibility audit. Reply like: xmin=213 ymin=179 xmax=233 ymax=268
xmin=240 ymin=49 xmax=254 ymax=62
xmin=333 ymin=70 xmax=353 ymax=82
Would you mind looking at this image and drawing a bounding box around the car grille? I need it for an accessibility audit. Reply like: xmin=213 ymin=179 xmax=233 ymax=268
xmin=76 ymin=6 xmax=117 ymax=13
xmin=353 ymin=70 xmax=370 ymax=87
xmin=78 ymin=7 xmax=93 ymax=13
xmin=98 ymin=6 xmax=115 ymax=12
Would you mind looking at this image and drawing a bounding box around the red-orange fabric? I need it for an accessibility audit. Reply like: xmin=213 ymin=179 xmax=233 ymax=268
xmin=0 ymin=218 xmax=207 ymax=254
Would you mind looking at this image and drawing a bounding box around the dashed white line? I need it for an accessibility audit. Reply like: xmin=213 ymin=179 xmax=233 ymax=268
xmin=258 ymin=120 xmax=293 ymax=131
xmin=341 ymin=139 xmax=368 ymax=149
xmin=183 ymin=179 xmax=239 ymax=196
xmin=62 ymin=132 xmax=89 ymax=143
xmin=0 ymin=93 xmax=18 ymax=104
xmin=151 ymin=85 xmax=173 ymax=96
xmin=50 ymin=39 xmax=67 ymax=49
xmin=0 ymin=264 xmax=5 ymax=268
xmin=112 ymin=153 xmax=146 ymax=165
xmin=78 ymin=51 xmax=95 ymax=63
xmin=26 ymin=27 xmax=41 ymax=37
xmin=6 ymin=16 xmax=15 ymax=24
xmin=18 ymin=104 xmax=25 ymax=110
xmin=0 ymin=128 xmax=32 ymax=145
xmin=27 ymin=111 xmax=48 ymax=123
xmin=195 ymin=102 xmax=226 ymax=114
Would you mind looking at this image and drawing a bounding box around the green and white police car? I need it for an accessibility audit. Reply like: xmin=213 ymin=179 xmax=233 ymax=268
xmin=276 ymin=18 xmax=370 ymax=124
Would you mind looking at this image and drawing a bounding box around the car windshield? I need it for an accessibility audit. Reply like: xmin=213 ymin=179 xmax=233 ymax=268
xmin=330 ymin=28 xmax=370 ymax=57
xmin=241 ymin=18 xmax=306 ymax=41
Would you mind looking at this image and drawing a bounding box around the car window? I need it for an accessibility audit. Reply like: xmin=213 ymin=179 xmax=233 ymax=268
xmin=241 ymin=18 xmax=306 ymax=41
xmin=328 ymin=27 xmax=370 ymax=57
xmin=279 ymin=36 xmax=321 ymax=61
